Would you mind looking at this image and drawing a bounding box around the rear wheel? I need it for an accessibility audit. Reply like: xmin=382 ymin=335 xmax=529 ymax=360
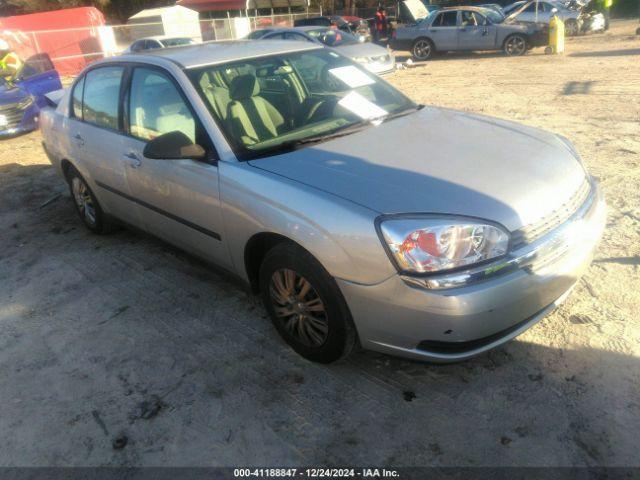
xmin=503 ymin=34 xmax=527 ymax=56
xmin=411 ymin=38 xmax=434 ymax=61
xmin=259 ymin=243 xmax=357 ymax=363
xmin=66 ymin=166 xmax=112 ymax=234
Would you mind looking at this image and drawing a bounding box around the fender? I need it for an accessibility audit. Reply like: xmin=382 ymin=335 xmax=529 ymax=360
xmin=219 ymin=161 xmax=397 ymax=286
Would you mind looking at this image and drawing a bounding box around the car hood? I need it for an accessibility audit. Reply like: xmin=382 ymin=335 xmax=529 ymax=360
xmin=0 ymin=82 xmax=28 ymax=105
xmin=336 ymin=42 xmax=389 ymax=58
xmin=249 ymin=107 xmax=587 ymax=232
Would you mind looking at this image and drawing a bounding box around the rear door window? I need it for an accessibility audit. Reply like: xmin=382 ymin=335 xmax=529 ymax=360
xmin=19 ymin=53 xmax=55 ymax=79
xmin=82 ymin=66 xmax=124 ymax=130
xmin=433 ymin=11 xmax=458 ymax=26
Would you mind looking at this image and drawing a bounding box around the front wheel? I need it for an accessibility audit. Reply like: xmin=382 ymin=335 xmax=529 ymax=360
xmin=503 ymin=34 xmax=527 ymax=56
xmin=259 ymin=243 xmax=357 ymax=363
xmin=411 ymin=38 xmax=434 ymax=61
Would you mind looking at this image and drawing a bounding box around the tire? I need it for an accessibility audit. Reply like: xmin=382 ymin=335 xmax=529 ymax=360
xmin=259 ymin=242 xmax=357 ymax=363
xmin=66 ymin=165 xmax=113 ymax=234
xmin=503 ymin=34 xmax=527 ymax=56
xmin=565 ymin=20 xmax=579 ymax=37
xmin=411 ymin=38 xmax=434 ymax=61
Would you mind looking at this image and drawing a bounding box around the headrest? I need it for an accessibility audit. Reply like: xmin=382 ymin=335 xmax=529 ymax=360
xmin=229 ymin=74 xmax=260 ymax=101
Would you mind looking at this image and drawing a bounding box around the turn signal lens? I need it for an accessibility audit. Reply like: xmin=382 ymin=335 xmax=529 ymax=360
xmin=379 ymin=218 xmax=510 ymax=274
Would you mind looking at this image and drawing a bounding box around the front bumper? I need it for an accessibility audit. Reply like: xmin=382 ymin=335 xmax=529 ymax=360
xmin=0 ymin=104 xmax=39 ymax=137
xmin=338 ymin=182 xmax=606 ymax=363
xmin=363 ymin=56 xmax=396 ymax=76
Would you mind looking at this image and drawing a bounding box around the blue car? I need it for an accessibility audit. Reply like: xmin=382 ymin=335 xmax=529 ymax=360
xmin=0 ymin=53 xmax=62 ymax=137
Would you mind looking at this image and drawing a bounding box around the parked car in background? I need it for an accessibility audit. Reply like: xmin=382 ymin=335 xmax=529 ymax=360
xmin=247 ymin=27 xmax=395 ymax=75
xmin=294 ymin=16 xmax=351 ymax=32
xmin=479 ymin=3 xmax=505 ymax=13
xmin=40 ymin=41 xmax=605 ymax=364
xmin=502 ymin=0 xmax=582 ymax=35
xmin=0 ymin=53 xmax=62 ymax=137
xmin=341 ymin=15 xmax=373 ymax=41
xmin=392 ymin=7 xmax=543 ymax=60
xmin=125 ymin=36 xmax=197 ymax=53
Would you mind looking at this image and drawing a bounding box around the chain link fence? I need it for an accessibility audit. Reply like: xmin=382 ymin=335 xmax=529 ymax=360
xmin=3 ymin=12 xmax=321 ymax=76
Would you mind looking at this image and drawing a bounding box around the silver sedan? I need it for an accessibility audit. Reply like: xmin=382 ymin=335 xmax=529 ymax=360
xmin=247 ymin=26 xmax=396 ymax=75
xmin=41 ymin=41 xmax=605 ymax=363
xmin=393 ymin=7 xmax=540 ymax=60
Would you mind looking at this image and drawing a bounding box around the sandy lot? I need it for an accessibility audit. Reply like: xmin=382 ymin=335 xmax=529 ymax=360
xmin=0 ymin=20 xmax=638 ymax=467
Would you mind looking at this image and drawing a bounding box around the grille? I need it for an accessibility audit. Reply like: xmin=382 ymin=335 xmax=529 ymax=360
xmin=511 ymin=177 xmax=592 ymax=249
xmin=0 ymin=104 xmax=24 ymax=130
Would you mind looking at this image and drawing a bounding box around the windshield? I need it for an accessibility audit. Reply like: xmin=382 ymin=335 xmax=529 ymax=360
xmin=188 ymin=49 xmax=416 ymax=160
xmin=503 ymin=2 xmax=525 ymax=14
xmin=306 ymin=28 xmax=360 ymax=47
xmin=247 ymin=29 xmax=272 ymax=39
xmin=160 ymin=38 xmax=194 ymax=47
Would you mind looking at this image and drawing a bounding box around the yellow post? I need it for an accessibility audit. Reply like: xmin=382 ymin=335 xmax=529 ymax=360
xmin=547 ymin=15 xmax=565 ymax=54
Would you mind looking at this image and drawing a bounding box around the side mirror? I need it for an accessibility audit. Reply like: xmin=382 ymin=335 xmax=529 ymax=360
xmin=551 ymin=7 xmax=558 ymax=13
xmin=143 ymin=131 xmax=206 ymax=160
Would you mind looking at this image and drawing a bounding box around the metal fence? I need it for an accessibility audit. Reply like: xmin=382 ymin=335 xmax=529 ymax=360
xmin=2 ymin=11 xmax=322 ymax=76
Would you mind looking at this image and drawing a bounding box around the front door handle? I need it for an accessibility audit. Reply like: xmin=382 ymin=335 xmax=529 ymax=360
xmin=124 ymin=152 xmax=141 ymax=169
xmin=74 ymin=134 xmax=85 ymax=147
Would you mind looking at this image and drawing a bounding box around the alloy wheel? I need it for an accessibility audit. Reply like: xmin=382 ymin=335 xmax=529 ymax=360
xmin=413 ymin=40 xmax=432 ymax=60
xmin=71 ymin=177 xmax=96 ymax=225
xmin=269 ymin=268 xmax=329 ymax=348
xmin=505 ymin=36 xmax=526 ymax=56
xmin=565 ymin=21 xmax=578 ymax=36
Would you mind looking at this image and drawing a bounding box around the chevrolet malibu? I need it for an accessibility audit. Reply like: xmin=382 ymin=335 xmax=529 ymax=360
xmin=41 ymin=41 xmax=605 ymax=363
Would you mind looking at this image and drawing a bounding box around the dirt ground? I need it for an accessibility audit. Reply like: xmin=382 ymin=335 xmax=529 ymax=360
xmin=0 ymin=19 xmax=639 ymax=468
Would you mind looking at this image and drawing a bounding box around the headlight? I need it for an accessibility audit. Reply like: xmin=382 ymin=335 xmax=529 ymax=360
xmin=352 ymin=56 xmax=370 ymax=64
xmin=377 ymin=216 xmax=510 ymax=274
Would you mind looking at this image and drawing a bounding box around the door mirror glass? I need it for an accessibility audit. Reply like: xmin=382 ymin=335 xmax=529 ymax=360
xmin=143 ymin=131 xmax=206 ymax=160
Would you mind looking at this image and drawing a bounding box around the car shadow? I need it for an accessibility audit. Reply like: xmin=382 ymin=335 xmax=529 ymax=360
xmin=393 ymin=50 xmax=543 ymax=64
xmin=569 ymin=48 xmax=640 ymax=58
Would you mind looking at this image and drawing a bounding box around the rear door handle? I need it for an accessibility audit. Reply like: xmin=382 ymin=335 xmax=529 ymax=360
xmin=74 ymin=134 xmax=85 ymax=147
xmin=124 ymin=152 xmax=141 ymax=169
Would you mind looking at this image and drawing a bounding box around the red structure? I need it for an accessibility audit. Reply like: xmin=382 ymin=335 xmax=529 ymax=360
xmin=0 ymin=7 xmax=106 ymax=75
xmin=177 ymin=0 xmax=249 ymax=12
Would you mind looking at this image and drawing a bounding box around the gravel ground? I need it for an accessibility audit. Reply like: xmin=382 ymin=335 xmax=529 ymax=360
xmin=0 ymin=19 xmax=638 ymax=467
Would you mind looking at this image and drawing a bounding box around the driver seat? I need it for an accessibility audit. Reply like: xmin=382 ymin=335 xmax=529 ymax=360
xmin=227 ymin=74 xmax=285 ymax=146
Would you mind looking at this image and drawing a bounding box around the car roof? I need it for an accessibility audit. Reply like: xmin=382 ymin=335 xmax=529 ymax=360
xmin=119 ymin=40 xmax=322 ymax=69
xmin=441 ymin=5 xmax=494 ymax=11
xmin=261 ymin=26 xmax=331 ymax=32
xmin=136 ymin=35 xmax=192 ymax=42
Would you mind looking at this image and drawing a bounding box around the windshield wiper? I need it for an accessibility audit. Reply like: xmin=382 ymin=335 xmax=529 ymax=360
xmin=374 ymin=104 xmax=423 ymax=124
xmin=241 ymin=121 xmax=373 ymax=160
